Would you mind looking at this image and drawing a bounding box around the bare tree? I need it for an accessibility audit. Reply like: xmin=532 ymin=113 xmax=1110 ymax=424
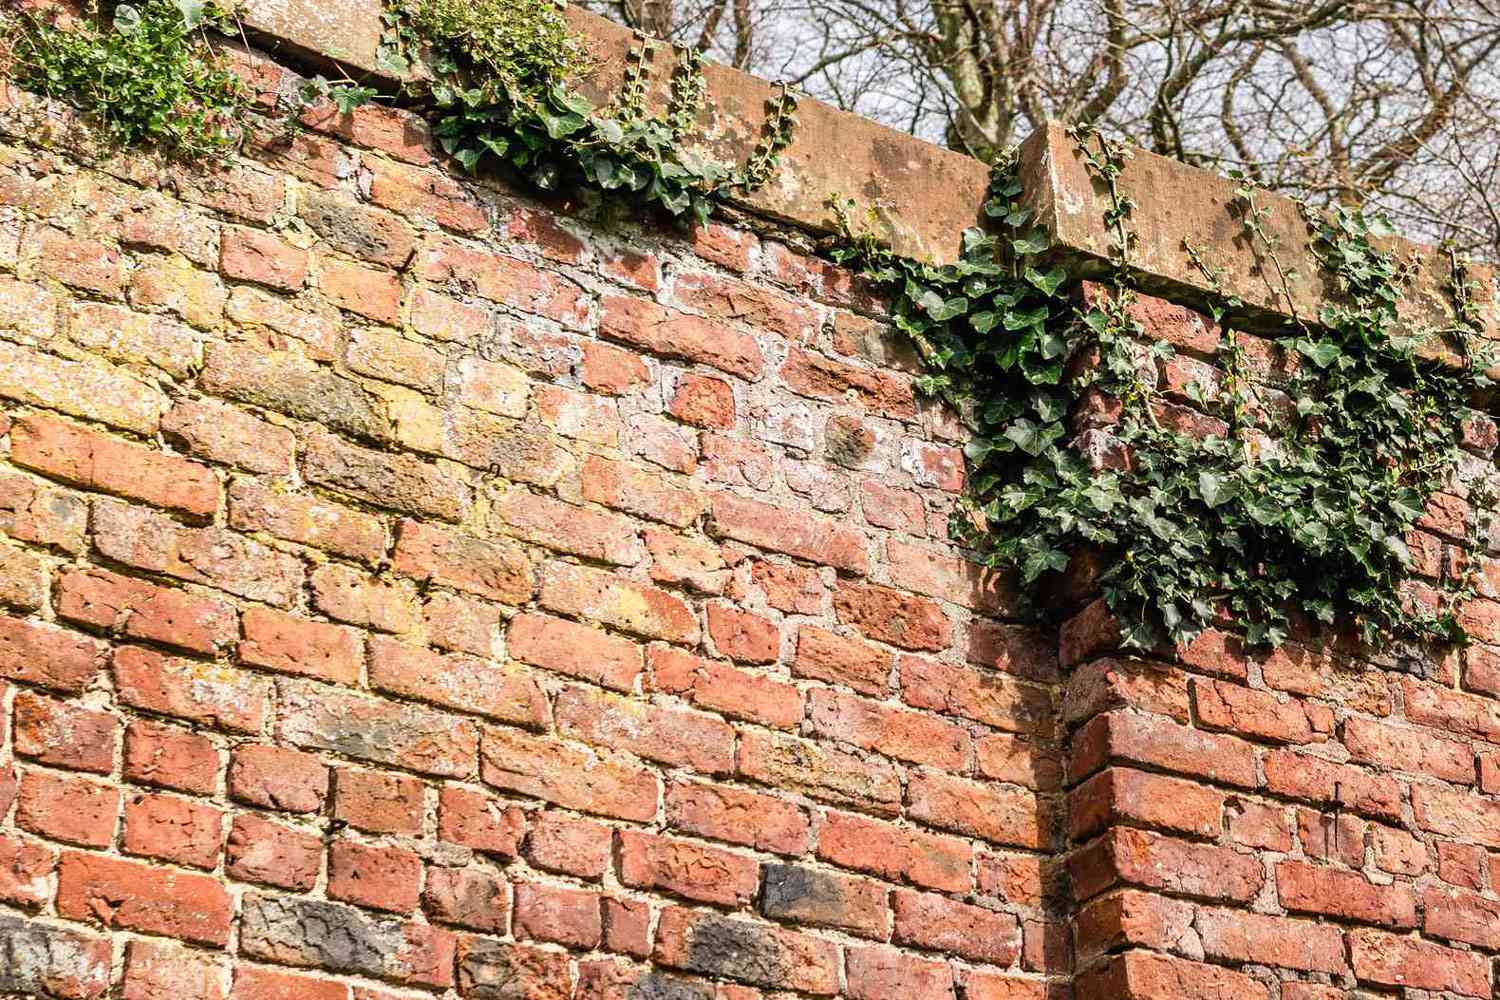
xmin=580 ymin=0 xmax=1500 ymax=259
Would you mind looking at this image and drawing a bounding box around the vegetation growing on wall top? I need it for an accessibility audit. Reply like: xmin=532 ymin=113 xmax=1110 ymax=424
xmin=5 ymin=0 xmax=249 ymax=159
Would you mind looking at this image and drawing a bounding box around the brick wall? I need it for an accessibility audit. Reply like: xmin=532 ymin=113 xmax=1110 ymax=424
xmin=4 ymin=19 xmax=1500 ymax=1000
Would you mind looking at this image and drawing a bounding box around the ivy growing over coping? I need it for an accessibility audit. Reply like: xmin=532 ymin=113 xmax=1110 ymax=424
xmin=4 ymin=0 xmax=249 ymax=160
xmin=833 ymin=126 xmax=1497 ymax=650
xmin=380 ymin=0 xmax=799 ymax=224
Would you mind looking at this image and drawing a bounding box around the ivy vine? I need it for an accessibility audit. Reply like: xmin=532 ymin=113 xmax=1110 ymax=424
xmin=834 ymin=125 xmax=1496 ymax=651
xmin=380 ymin=0 xmax=800 ymax=224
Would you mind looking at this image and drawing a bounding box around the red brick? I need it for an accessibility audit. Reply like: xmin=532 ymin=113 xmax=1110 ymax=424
xmin=123 ymin=939 xmax=227 ymax=1000
xmin=122 ymin=721 xmax=218 ymax=795
xmin=1349 ymin=927 xmax=1489 ymax=997
xmin=1423 ymin=886 xmax=1500 ymax=949
xmin=225 ymin=814 xmax=321 ymax=891
xmin=1070 ymin=767 xmax=1223 ymax=841
xmin=392 ymin=519 xmax=531 ymax=604
xmin=652 ymin=907 xmax=840 ymax=994
xmin=601 ymin=898 xmax=651 ymax=958
xmin=1296 ymin=808 xmax=1366 ymax=867
xmin=617 ymin=830 xmax=759 ymax=907
xmin=710 ymin=494 xmax=868 ymax=574
xmin=901 ymin=655 xmax=1053 ymax=736
xmin=781 ymin=347 xmax=914 ymax=418
xmin=481 ymin=726 xmax=658 ymax=822
xmin=1225 ymin=799 xmax=1291 ymax=851
xmin=666 ymin=781 xmax=811 ymax=855
xmin=230 ymin=967 xmax=348 ymax=1000
xmin=817 ymin=810 xmax=971 ymax=893
xmin=1191 ymin=677 xmax=1332 ymax=744
xmin=1077 ymin=951 xmax=1268 ymax=1000
xmin=16 ymin=771 xmax=119 ymax=847
xmin=891 ymin=888 xmax=1020 ymax=966
xmin=1073 ymin=890 xmax=1194 ymax=961
xmin=0 ymin=833 xmax=55 ymax=908
xmin=368 ymin=637 xmax=548 ymax=727
xmin=13 ymin=691 xmax=116 ymax=774
xmin=975 ymin=733 xmax=1063 ymax=791
xmin=228 ymin=745 xmax=328 ymax=813
xmin=845 ymin=946 xmax=954 ymax=1000
xmin=557 ymin=684 xmax=733 ymax=774
xmin=57 ymin=569 xmax=236 ymax=655
xmin=233 ymin=483 xmax=388 ymax=566
xmin=581 ymin=455 xmax=705 ymax=527
xmin=1071 ymin=711 xmax=1257 ymax=788
xmin=812 ymin=688 xmax=969 ymax=769
xmin=1061 ymin=658 xmax=1184 ymax=727
xmin=10 ymin=414 xmax=217 ymax=517
xmin=93 ymin=499 xmax=303 ymax=606
xmin=700 ymin=433 xmax=774 ymax=489
xmin=456 ymin=939 xmax=568 ymax=998
xmin=419 ymin=236 xmax=590 ymax=324
xmin=237 ymin=606 xmax=362 ymax=685
xmin=967 ymin=622 xmax=1061 ymax=684
xmin=670 ymin=374 xmax=736 ymax=428
xmin=0 ymin=339 xmax=166 ymax=436
xmin=690 ymin=221 xmax=756 ymax=271
xmin=367 ymin=158 xmax=486 ymax=233
xmin=319 ymin=257 xmax=402 ymax=323
xmin=1261 ymin=749 xmax=1402 ymax=821
xmin=524 ymin=810 xmax=611 ymax=878
xmin=793 ymin=626 xmax=890 ymax=694
xmin=1438 ymin=842 xmax=1485 ymax=889
xmin=327 ymin=839 xmax=423 ymax=913
xmin=1412 ymin=782 xmax=1500 ymax=848
xmin=424 ymin=868 xmax=510 ymax=933
xmin=860 ymin=480 xmax=925 ymax=534
xmin=115 ymin=646 xmax=266 ymax=734
xmin=1275 ymin=860 xmax=1416 ymax=927
xmin=221 ymin=226 xmax=307 ymax=290
xmin=539 ymin=562 xmax=698 ymax=644
xmin=303 ymin=428 xmax=471 ymax=521
xmin=121 ymin=792 xmax=223 ymax=869
xmin=422 ymin=591 xmax=503 ymax=656
xmin=333 ymin=768 xmax=425 ymax=835
xmin=0 ymin=613 xmax=107 ymax=693
xmin=57 ymin=850 xmax=232 ymax=945
xmin=649 ymin=647 xmax=803 ymax=729
xmin=739 ymin=730 xmax=902 ymax=816
xmin=908 ymin=770 xmax=1047 ymax=849
xmin=644 ymin=530 xmax=731 ymax=594
xmin=581 ymin=340 xmax=651 ymax=395
xmin=706 ymin=604 xmax=779 ymax=664
xmin=505 ymin=612 xmax=644 ymax=692
xmin=1401 ymin=675 xmax=1500 ymax=741
xmin=303 ymin=189 xmax=418 ymax=267
xmin=1071 ymin=827 xmax=1263 ymax=904
xmin=309 ymin=564 xmax=418 ymax=634
xmin=129 ymin=256 xmax=227 ymax=329
xmin=1345 ymin=715 xmax=1474 ymax=783
xmin=438 ymin=785 xmax=526 ymax=857
xmin=674 ymin=270 xmax=817 ymax=341
xmin=513 ymin=882 xmax=603 ymax=948
xmin=748 ymin=560 xmax=826 ymax=614
xmin=1195 ymin=907 xmax=1348 ymax=974
xmin=32 ymin=226 xmax=124 ymax=295
xmin=600 ymin=293 xmax=763 ymax=378
xmin=493 ymin=488 xmax=642 ymax=565
xmin=278 ymin=679 xmax=479 ymax=778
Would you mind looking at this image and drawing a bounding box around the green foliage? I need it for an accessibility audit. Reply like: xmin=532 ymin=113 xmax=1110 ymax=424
xmin=7 ymin=0 xmax=248 ymax=159
xmin=385 ymin=0 xmax=798 ymax=223
xmin=833 ymin=127 xmax=1495 ymax=651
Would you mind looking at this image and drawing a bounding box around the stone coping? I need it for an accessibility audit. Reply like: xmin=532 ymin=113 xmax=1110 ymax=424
xmin=233 ymin=0 xmax=1495 ymax=339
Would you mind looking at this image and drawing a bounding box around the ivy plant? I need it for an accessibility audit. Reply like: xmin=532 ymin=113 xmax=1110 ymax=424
xmin=833 ymin=127 xmax=1495 ymax=651
xmin=6 ymin=0 xmax=249 ymax=160
xmin=383 ymin=0 xmax=797 ymax=223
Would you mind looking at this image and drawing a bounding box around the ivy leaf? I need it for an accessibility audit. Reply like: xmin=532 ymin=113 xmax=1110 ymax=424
xmin=175 ymin=0 xmax=206 ymax=29
xmin=1198 ymin=471 xmax=1240 ymax=508
xmin=1024 ymin=265 xmax=1067 ymax=297
xmin=113 ymin=4 xmax=143 ymax=34
xmin=452 ymin=146 xmax=482 ymax=173
xmin=1296 ymin=338 xmax=1342 ymax=367
xmin=930 ymin=296 xmax=970 ymax=322
xmin=1011 ymin=230 xmax=1050 ymax=256
xmin=331 ymin=86 xmax=379 ymax=115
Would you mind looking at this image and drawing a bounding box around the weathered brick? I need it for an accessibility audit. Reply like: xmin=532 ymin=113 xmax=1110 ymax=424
xmin=710 ymin=493 xmax=868 ymax=574
xmin=303 ymin=430 xmax=472 ymax=522
xmin=228 ymin=479 xmax=386 ymax=564
xmin=123 ymin=721 xmax=218 ymax=794
xmin=581 ymin=454 xmax=705 ymax=527
xmin=524 ymin=810 xmax=611 ymax=878
xmin=793 ymin=626 xmax=890 ymax=694
xmin=739 ymin=730 xmax=902 ymax=816
xmin=367 ymin=158 xmax=487 ymax=234
xmin=706 ymin=603 xmax=779 ymax=664
xmin=328 ymin=839 xmax=423 ymax=914
xmin=457 ymin=939 xmax=568 ymax=999
xmin=229 ymin=966 xmax=346 ymax=1000
xmin=115 ymin=646 xmax=267 ymax=734
xmin=122 ymin=792 xmax=224 ymax=869
xmin=229 ymin=745 xmax=328 ymax=813
xmin=333 ymin=768 xmax=425 ymax=835
xmin=57 ymin=851 xmax=233 ymax=945
xmin=1191 ymin=677 xmax=1333 ymax=744
xmin=760 ymin=863 xmax=888 ymax=939
xmin=493 ymin=488 xmax=643 ymax=565
xmin=278 ymin=679 xmax=479 ymax=779
xmin=781 ymin=347 xmax=915 ymax=418
xmin=32 ymin=227 xmax=124 ymax=296
xmin=845 ymin=946 xmax=953 ymax=1000
xmin=0 ymin=473 xmax=88 ymax=553
xmin=122 ymin=939 xmax=227 ymax=1000
xmin=907 ymin=770 xmax=1048 ymax=849
xmin=0 ymin=915 xmax=112 ymax=999
xmin=200 ymin=343 xmax=390 ymax=442
xmin=666 ymin=781 xmax=811 ymax=856
xmin=653 ymin=907 xmax=839 ymax=994
xmin=900 ymin=655 xmax=1053 ymax=736
xmin=1071 ymin=711 xmax=1257 ymax=787
xmin=645 ymin=530 xmax=731 ymax=594
xmin=1069 ymin=767 xmax=1223 ymax=840
xmin=64 ymin=300 xmax=199 ymax=379
xmin=58 ymin=568 xmax=236 ymax=654
xmin=617 ymin=830 xmax=759 ymax=907
xmin=1349 ymin=927 xmax=1489 ymax=997
xmin=392 ymin=518 xmax=530 ymax=604
xmin=14 ymin=691 xmax=117 ymax=774
xmin=129 ymin=256 xmax=227 ymax=329
xmin=1077 ymin=951 xmax=1268 ymax=1000
xmin=481 ymin=726 xmax=658 ymax=821
xmin=424 ymin=868 xmax=509 ymax=933
xmin=891 ymin=888 xmax=1020 ymax=966
xmin=817 ymin=810 xmax=972 ymax=892
xmin=1261 ymin=749 xmax=1402 ymax=821
xmin=226 ymin=814 xmax=322 ymax=891
xmin=540 ymin=561 xmax=698 ymax=644
xmin=12 ymin=413 xmax=219 ymax=517
xmin=670 ymin=374 xmax=736 ymax=428
xmin=221 ymin=226 xmax=308 ymax=290
xmin=368 ymin=637 xmax=548 ymax=727
xmin=600 ymin=294 xmax=764 ymax=378
xmin=504 ymin=612 xmax=643 ymax=692
xmin=649 ymin=646 xmax=803 ymax=729
xmin=310 ymin=564 xmax=418 ymax=634
xmin=239 ymin=893 xmax=454 ymax=988
xmin=513 ymin=882 xmax=603 ymax=948
xmin=557 ymin=684 xmax=733 ymax=774
xmin=94 ymin=500 xmax=303 ymax=606
xmin=0 ymin=340 xmax=165 ymax=434
xmin=15 ymin=771 xmax=119 ymax=848
xmin=418 ymin=238 xmax=587 ymax=327
xmin=1071 ymin=827 xmax=1263 ymax=904
xmin=438 ymin=785 xmax=526 ymax=857
xmin=238 ymin=606 xmax=363 ymax=685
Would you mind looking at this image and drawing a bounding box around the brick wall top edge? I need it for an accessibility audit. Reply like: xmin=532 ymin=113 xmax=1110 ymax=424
xmin=239 ymin=0 xmax=1496 ymax=339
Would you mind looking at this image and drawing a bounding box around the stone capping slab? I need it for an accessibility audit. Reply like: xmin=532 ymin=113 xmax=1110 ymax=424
xmin=236 ymin=0 xmax=1495 ymax=340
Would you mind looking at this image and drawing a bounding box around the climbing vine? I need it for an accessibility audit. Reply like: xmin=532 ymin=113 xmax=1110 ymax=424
xmin=380 ymin=0 xmax=799 ymax=223
xmin=3 ymin=0 xmax=249 ymax=160
xmin=834 ymin=126 xmax=1496 ymax=650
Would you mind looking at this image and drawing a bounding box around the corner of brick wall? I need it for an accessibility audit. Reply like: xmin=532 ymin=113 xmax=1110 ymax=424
xmin=3 ymin=9 xmax=1500 ymax=1000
